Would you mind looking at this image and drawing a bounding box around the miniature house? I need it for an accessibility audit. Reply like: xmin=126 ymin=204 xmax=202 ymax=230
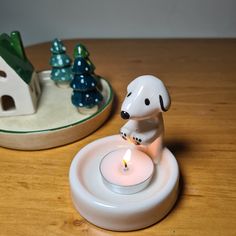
xmin=0 ymin=31 xmax=41 ymax=117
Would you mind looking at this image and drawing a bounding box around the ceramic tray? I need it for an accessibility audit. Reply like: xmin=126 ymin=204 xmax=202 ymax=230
xmin=0 ymin=70 xmax=113 ymax=150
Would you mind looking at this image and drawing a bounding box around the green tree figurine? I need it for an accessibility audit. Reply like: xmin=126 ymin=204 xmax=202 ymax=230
xmin=73 ymin=43 xmax=96 ymax=72
xmin=70 ymin=56 xmax=103 ymax=114
xmin=50 ymin=39 xmax=72 ymax=88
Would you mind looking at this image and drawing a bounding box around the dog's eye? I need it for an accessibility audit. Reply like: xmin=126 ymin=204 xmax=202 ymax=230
xmin=145 ymin=98 xmax=150 ymax=105
xmin=127 ymin=92 xmax=132 ymax=97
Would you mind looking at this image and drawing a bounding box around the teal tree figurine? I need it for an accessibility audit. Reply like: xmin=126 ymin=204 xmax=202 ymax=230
xmin=50 ymin=39 xmax=72 ymax=88
xmin=70 ymin=56 xmax=103 ymax=115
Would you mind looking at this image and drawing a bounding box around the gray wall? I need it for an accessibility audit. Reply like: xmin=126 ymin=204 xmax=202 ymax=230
xmin=1 ymin=0 xmax=236 ymax=45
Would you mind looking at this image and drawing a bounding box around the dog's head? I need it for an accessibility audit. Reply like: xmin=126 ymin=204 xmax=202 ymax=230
xmin=121 ymin=75 xmax=171 ymax=120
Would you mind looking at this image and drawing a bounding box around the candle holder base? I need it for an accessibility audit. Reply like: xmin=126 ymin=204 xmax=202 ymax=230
xmin=69 ymin=135 xmax=179 ymax=231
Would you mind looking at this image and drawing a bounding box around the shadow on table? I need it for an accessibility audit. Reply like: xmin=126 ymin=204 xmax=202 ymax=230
xmin=166 ymin=139 xmax=191 ymax=158
xmin=165 ymin=138 xmax=191 ymax=219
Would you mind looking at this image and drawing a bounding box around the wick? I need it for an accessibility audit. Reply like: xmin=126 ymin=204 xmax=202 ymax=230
xmin=123 ymin=160 xmax=129 ymax=171
xmin=124 ymin=162 xmax=128 ymax=170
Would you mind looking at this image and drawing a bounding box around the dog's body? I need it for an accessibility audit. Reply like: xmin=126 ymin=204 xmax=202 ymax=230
xmin=120 ymin=113 xmax=163 ymax=145
xmin=120 ymin=75 xmax=171 ymax=164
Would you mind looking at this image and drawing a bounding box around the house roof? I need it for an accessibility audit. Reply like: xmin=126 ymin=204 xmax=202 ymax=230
xmin=0 ymin=31 xmax=34 ymax=84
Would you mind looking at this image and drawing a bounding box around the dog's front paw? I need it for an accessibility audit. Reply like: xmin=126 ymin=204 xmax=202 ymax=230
xmin=120 ymin=131 xmax=127 ymax=140
xmin=132 ymin=136 xmax=143 ymax=145
xmin=120 ymin=126 xmax=132 ymax=141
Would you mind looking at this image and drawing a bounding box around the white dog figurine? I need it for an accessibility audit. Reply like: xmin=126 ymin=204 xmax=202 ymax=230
xmin=120 ymin=75 xmax=171 ymax=164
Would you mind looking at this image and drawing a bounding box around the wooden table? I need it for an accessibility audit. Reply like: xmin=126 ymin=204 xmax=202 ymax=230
xmin=0 ymin=39 xmax=235 ymax=236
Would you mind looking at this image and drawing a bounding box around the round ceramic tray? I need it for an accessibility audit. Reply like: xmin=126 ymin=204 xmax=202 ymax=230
xmin=69 ymin=135 xmax=179 ymax=231
xmin=0 ymin=70 xmax=113 ymax=150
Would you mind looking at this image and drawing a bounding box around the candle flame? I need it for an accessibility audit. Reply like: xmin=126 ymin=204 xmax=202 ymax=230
xmin=122 ymin=149 xmax=131 ymax=169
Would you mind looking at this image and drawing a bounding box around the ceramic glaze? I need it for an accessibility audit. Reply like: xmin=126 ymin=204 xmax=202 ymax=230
xmin=49 ymin=38 xmax=72 ymax=87
xmin=0 ymin=31 xmax=41 ymax=117
xmin=69 ymin=135 xmax=179 ymax=231
xmin=73 ymin=43 xmax=96 ymax=70
xmin=73 ymin=44 xmax=89 ymax=58
xmin=120 ymin=75 xmax=171 ymax=163
xmin=70 ymin=57 xmax=103 ymax=110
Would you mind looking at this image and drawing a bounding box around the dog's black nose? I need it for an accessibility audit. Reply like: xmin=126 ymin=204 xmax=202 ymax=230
xmin=121 ymin=111 xmax=130 ymax=119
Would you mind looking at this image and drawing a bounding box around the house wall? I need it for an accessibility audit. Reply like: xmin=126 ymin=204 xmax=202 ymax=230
xmin=29 ymin=71 xmax=41 ymax=104
xmin=0 ymin=57 xmax=37 ymax=116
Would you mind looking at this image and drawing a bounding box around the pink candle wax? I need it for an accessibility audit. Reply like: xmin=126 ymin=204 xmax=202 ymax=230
xmin=100 ymin=148 xmax=154 ymax=194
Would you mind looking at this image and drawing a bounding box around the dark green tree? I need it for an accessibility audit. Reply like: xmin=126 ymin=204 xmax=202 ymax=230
xmin=73 ymin=43 xmax=96 ymax=72
xmin=70 ymin=57 xmax=103 ymax=111
xmin=50 ymin=39 xmax=72 ymax=87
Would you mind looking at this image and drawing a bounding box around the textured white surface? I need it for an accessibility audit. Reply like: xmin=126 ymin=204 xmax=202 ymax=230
xmin=1 ymin=0 xmax=236 ymax=45
xmin=69 ymin=135 xmax=179 ymax=231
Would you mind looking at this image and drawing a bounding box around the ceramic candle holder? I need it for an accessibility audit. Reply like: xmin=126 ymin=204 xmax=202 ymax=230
xmin=69 ymin=75 xmax=179 ymax=231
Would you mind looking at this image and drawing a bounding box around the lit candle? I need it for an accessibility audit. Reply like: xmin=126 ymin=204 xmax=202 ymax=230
xmin=122 ymin=149 xmax=131 ymax=171
xmin=100 ymin=148 xmax=154 ymax=194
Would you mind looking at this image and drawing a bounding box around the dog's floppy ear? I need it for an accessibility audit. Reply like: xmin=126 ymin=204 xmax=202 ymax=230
xmin=158 ymin=81 xmax=171 ymax=112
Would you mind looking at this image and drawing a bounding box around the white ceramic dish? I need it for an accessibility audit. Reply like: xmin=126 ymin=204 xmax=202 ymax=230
xmin=69 ymin=135 xmax=179 ymax=231
xmin=0 ymin=70 xmax=113 ymax=150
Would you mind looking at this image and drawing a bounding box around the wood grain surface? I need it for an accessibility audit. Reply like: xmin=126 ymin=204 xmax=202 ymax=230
xmin=0 ymin=39 xmax=235 ymax=236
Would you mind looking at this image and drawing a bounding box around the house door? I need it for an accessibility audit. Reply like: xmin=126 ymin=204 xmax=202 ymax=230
xmin=1 ymin=95 xmax=16 ymax=111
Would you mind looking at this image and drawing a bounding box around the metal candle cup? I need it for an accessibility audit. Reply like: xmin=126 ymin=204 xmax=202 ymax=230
xmin=100 ymin=148 xmax=154 ymax=195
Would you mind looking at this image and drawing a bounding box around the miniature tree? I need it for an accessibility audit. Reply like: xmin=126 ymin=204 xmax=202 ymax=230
xmin=50 ymin=39 xmax=72 ymax=88
xmin=73 ymin=44 xmax=95 ymax=71
xmin=70 ymin=57 xmax=103 ymax=114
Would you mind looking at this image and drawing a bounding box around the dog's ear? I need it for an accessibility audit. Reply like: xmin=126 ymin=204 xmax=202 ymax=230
xmin=158 ymin=81 xmax=171 ymax=112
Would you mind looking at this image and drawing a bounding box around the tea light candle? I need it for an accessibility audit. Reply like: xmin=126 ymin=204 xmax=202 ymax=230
xmin=100 ymin=148 xmax=154 ymax=194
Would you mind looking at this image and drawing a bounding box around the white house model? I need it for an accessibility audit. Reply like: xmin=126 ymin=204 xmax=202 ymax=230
xmin=0 ymin=31 xmax=41 ymax=117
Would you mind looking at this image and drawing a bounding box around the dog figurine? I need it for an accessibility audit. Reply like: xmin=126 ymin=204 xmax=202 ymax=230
xmin=120 ymin=75 xmax=171 ymax=164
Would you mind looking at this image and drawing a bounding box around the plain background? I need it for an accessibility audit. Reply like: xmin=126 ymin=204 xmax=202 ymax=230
xmin=1 ymin=0 xmax=236 ymax=46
